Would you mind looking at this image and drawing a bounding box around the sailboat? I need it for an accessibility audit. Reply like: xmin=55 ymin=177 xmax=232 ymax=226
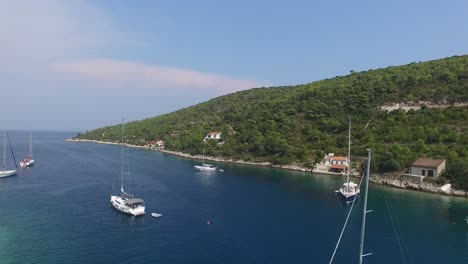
xmin=336 ymin=117 xmax=360 ymax=203
xmin=20 ymin=130 xmax=35 ymax=167
xmin=110 ymin=120 xmax=145 ymax=216
xmin=194 ymin=148 xmax=216 ymax=171
xmin=329 ymin=149 xmax=372 ymax=264
xmin=0 ymin=130 xmax=18 ymax=178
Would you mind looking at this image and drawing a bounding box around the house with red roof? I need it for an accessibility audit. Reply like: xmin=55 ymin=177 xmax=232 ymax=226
xmin=329 ymin=156 xmax=348 ymax=173
xmin=204 ymin=132 xmax=222 ymax=141
xmin=146 ymin=139 xmax=165 ymax=148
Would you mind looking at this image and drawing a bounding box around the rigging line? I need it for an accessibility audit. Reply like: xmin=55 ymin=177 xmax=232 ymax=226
xmin=329 ymin=169 xmax=366 ymax=264
xmin=5 ymin=130 xmax=18 ymax=169
xmin=384 ymin=197 xmax=407 ymax=264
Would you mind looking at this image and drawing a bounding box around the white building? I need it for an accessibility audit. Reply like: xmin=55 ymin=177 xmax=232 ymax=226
xmin=330 ymin=156 xmax=348 ymax=173
xmin=204 ymin=132 xmax=222 ymax=141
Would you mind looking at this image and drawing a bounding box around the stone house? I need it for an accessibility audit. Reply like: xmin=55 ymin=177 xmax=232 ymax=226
xmin=409 ymin=158 xmax=446 ymax=178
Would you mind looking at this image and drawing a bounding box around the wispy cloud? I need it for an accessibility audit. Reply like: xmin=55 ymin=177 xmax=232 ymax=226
xmin=1 ymin=0 xmax=267 ymax=95
xmin=0 ymin=0 xmax=270 ymax=130
xmin=0 ymin=0 xmax=141 ymax=74
xmin=49 ymin=59 xmax=268 ymax=94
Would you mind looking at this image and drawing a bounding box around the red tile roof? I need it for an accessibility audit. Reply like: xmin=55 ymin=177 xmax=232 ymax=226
xmin=333 ymin=157 xmax=348 ymax=161
xmin=411 ymin=158 xmax=445 ymax=168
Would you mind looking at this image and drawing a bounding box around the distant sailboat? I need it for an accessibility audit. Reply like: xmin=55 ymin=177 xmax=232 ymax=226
xmin=336 ymin=117 xmax=359 ymax=203
xmin=0 ymin=130 xmax=18 ymax=178
xmin=20 ymin=130 xmax=35 ymax=167
xmin=194 ymin=148 xmax=217 ymax=172
xmin=110 ymin=120 xmax=145 ymax=216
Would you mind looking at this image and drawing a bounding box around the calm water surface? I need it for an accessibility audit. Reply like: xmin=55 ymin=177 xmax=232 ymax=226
xmin=0 ymin=131 xmax=467 ymax=263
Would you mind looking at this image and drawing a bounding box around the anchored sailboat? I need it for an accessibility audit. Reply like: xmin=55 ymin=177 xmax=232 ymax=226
xmin=0 ymin=130 xmax=18 ymax=178
xmin=329 ymin=149 xmax=373 ymax=264
xmin=110 ymin=120 xmax=145 ymax=216
xmin=336 ymin=117 xmax=359 ymax=203
xmin=194 ymin=148 xmax=216 ymax=171
xmin=20 ymin=130 xmax=35 ymax=167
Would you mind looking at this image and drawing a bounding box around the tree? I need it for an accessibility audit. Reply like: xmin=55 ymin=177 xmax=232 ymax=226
xmin=443 ymin=159 xmax=468 ymax=189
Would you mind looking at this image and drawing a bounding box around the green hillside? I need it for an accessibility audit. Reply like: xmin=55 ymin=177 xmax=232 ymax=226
xmin=77 ymin=55 xmax=468 ymax=189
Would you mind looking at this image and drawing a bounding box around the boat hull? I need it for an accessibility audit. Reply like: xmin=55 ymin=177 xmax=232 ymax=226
xmin=338 ymin=191 xmax=358 ymax=203
xmin=337 ymin=181 xmax=360 ymax=203
xmin=110 ymin=195 xmax=145 ymax=216
xmin=20 ymin=159 xmax=35 ymax=168
xmin=0 ymin=170 xmax=17 ymax=178
xmin=194 ymin=165 xmax=217 ymax=171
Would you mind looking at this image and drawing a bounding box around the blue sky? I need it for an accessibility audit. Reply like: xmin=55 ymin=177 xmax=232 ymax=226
xmin=1 ymin=0 xmax=467 ymax=131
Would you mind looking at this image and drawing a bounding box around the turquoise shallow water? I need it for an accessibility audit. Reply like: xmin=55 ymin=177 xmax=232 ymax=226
xmin=0 ymin=131 xmax=467 ymax=263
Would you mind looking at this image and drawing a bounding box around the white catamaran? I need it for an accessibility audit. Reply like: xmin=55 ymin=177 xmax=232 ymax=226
xmin=337 ymin=117 xmax=360 ymax=203
xmin=110 ymin=120 xmax=145 ymax=216
xmin=20 ymin=130 xmax=35 ymax=167
xmin=0 ymin=130 xmax=18 ymax=178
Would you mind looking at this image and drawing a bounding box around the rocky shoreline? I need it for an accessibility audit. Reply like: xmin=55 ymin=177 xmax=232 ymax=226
xmin=370 ymin=176 xmax=467 ymax=197
xmin=67 ymin=138 xmax=467 ymax=198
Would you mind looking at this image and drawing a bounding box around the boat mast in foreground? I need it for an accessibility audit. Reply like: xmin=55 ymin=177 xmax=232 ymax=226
xmin=359 ymin=149 xmax=373 ymax=264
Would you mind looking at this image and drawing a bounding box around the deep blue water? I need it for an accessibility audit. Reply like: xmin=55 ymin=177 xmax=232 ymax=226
xmin=0 ymin=131 xmax=467 ymax=263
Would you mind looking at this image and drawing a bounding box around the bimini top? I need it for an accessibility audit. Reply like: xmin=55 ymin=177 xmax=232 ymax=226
xmin=124 ymin=198 xmax=144 ymax=205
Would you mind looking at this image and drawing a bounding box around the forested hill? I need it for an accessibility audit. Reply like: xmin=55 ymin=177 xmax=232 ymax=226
xmin=77 ymin=55 xmax=468 ymax=188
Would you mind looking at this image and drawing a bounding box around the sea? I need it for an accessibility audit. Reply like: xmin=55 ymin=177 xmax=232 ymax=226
xmin=0 ymin=131 xmax=467 ymax=263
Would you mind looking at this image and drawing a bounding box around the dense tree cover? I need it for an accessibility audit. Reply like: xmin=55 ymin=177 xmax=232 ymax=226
xmin=78 ymin=55 xmax=468 ymax=188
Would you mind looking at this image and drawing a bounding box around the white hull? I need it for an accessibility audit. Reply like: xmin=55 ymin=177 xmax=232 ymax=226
xmin=110 ymin=195 xmax=145 ymax=216
xmin=20 ymin=159 xmax=35 ymax=167
xmin=194 ymin=164 xmax=217 ymax=171
xmin=0 ymin=169 xmax=17 ymax=178
xmin=338 ymin=181 xmax=360 ymax=203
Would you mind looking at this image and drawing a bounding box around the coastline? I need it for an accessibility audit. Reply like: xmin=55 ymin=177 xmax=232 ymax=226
xmin=67 ymin=138 xmax=467 ymax=198
xmin=66 ymin=138 xmax=312 ymax=172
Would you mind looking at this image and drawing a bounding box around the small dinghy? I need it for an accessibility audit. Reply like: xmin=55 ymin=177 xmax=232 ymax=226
xmin=152 ymin=213 xmax=162 ymax=218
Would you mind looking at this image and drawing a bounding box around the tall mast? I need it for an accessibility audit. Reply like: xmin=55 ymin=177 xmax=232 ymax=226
xmin=359 ymin=149 xmax=373 ymax=263
xmin=121 ymin=119 xmax=125 ymax=193
xmin=346 ymin=116 xmax=351 ymax=190
xmin=29 ymin=130 xmax=33 ymax=158
xmin=2 ymin=130 xmax=5 ymax=170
